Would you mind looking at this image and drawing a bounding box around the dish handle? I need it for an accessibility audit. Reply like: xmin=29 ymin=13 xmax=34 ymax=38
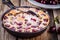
xmin=2 ymin=0 xmax=16 ymax=9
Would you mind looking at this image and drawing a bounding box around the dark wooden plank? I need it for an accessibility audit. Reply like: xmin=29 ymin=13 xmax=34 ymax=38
xmin=47 ymin=10 xmax=58 ymax=40
xmin=0 ymin=0 xmax=59 ymax=40
xmin=21 ymin=0 xmax=37 ymax=7
xmin=53 ymin=10 xmax=60 ymax=40
xmin=0 ymin=0 xmax=19 ymax=40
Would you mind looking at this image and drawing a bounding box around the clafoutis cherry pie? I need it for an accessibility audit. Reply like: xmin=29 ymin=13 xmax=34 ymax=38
xmin=3 ymin=8 xmax=49 ymax=33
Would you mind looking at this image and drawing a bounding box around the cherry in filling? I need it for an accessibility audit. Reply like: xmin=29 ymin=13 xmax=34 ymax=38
xmin=31 ymin=26 xmax=37 ymax=28
xmin=4 ymin=16 xmax=8 ymax=19
xmin=17 ymin=26 xmax=22 ymax=29
xmin=25 ymin=28 xmax=30 ymax=32
xmin=18 ymin=29 xmax=22 ymax=32
xmin=8 ymin=13 xmax=13 ymax=16
xmin=25 ymin=19 xmax=28 ymax=21
xmin=43 ymin=23 xmax=47 ymax=26
xmin=9 ymin=27 xmax=15 ymax=31
xmin=40 ymin=27 xmax=44 ymax=30
xmin=41 ymin=14 xmax=46 ymax=16
xmin=44 ymin=19 xmax=48 ymax=22
xmin=31 ymin=18 xmax=36 ymax=21
xmin=27 ymin=23 xmax=31 ymax=26
xmin=32 ymin=29 xmax=37 ymax=32
xmin=25 ymin=21 xmax=27 ymax=24
xmin=16 ymin=22 xmax=23 ymax=25
xmin=22 ymin=16 xmax=25 ymax=18
xmin=5 ymin=24 xmax=10 ymax=27
xmin=38 ymin=21 xmax=42 ymax=25
xmin=25 ymin=19 xmax=28 ymax=24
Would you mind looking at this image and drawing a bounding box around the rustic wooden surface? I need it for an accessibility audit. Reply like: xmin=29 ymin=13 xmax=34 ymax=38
xmin=0 ymin=0 xmax=60 ymax=40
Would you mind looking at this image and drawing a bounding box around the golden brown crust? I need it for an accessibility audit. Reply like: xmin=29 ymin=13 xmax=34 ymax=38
xmin=3 ymin=8 xmax=50 ymax=32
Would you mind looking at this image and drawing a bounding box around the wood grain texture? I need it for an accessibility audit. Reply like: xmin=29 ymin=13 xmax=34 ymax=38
xmin=53 ymin=10 xmax=60 ymax=40
xmin=0 ymin=0 xmax=19 ymax=40
xmin=21 ymin=0 xmax=37 ymax=7
xmin=0 ymin=0 xmax=59 ymax=40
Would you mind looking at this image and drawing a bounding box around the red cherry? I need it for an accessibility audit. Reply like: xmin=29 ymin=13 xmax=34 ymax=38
xmin=25 ymin=21 xmax=27 ymax=24
xmin=43 ymin=23 xmax=47 ymax=26
xmin=40 ymin=27 xmax=44 ymax=30
xmin=38 ymin=21 xmax=42 ymax=25
xmin=32 ymin=29 xmax=37 ymax=32
xmin=27 ymin=23 xmax=31 ymax=26
xmin=25 ymin=19 xmax=28 ymax=21
xmin=41 ymin=1 xmax=43 ymax=3
xmin=35 ymin=0 xmax=40 ymax=2
xmin=53 ymin=1 xmax=56 ymax=4
xmin=41 ymin=14 xmax=46 ymax=16
xmin=5 ymin=24 xmax=10 ymax=27
xmin=44 ymin=19 xmax=48 ymax=22
xmin=50 ymin=1 xmax=52 ymax=4
xmin=16 ymin=22 xmax=23 ymax=25
xmin=27 ymin=27 xmax=30 ymax=29
xmin=31 ymin=26 xmax=37 ymax=28
xmin=4 ymin=16 xmax=8 ymax=19
xmin=41 ymin=1 xmax=44 ymax=4
xmin=10 ymin=27 xmax=15 ymax=31
xmin=44 ymin=1 xmax=46 ymax=4
xmin=57 ymin=27 xmax=60 ymax=34
xmin=22 ymin=16 xmax=25 ymax=18
xmin=48 ymin=26 xmax=56 ymax=33
xmin=18 ymin=30 xmax=22 ymax=32
xmin=17 ymin=26 xmax=22 ymax=29
xmin=8 ymin=13 xmax=13 ymax=16
xmin=31 ymin=18 xmax=36 ymax=21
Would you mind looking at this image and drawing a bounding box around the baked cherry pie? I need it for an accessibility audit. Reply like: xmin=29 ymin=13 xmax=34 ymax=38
xmin=3 ymin=8 xmax=49 ymax=32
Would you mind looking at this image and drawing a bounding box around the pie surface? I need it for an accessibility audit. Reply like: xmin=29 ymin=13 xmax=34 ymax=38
xmin=3 ymin=8 xmax=49 ymax=32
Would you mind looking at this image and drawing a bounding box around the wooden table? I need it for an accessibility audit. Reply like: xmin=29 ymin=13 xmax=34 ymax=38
xmin=0 ymin=0 xmax=60 ymax=40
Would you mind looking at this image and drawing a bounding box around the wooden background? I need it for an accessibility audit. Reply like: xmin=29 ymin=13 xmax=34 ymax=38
xmin=0 ymin=0 xmax=60 ymax=40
